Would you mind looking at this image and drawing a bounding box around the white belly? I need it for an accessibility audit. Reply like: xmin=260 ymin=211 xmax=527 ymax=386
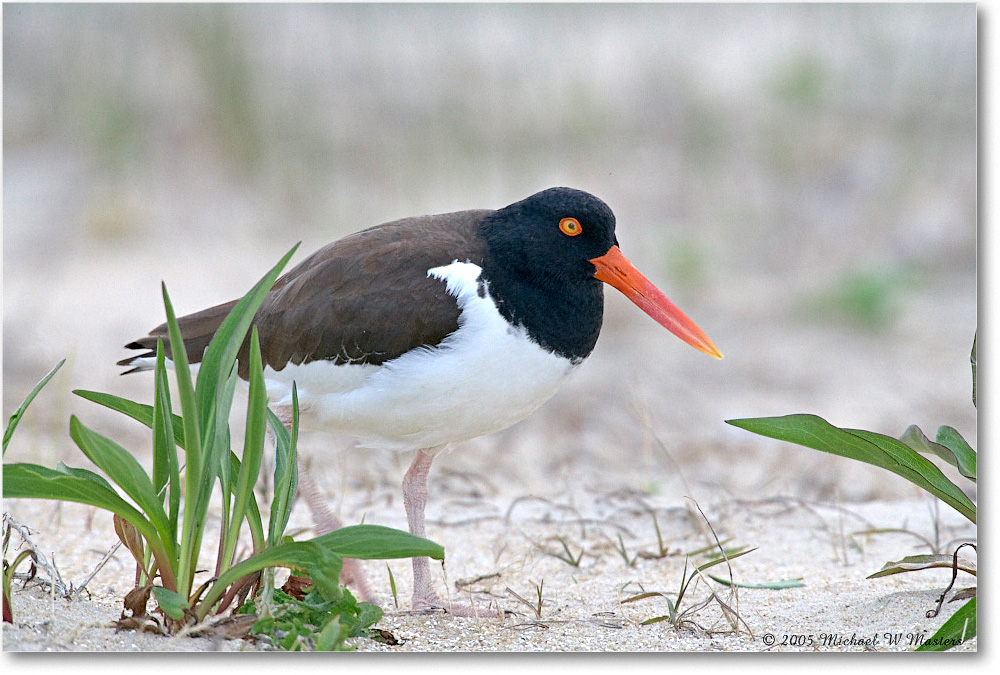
xmin=262 ymin=261 xmax=578 ymax=452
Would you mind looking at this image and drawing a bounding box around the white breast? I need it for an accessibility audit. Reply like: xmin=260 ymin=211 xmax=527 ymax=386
xmin=262 ymin=261 xmax=578 ymax=452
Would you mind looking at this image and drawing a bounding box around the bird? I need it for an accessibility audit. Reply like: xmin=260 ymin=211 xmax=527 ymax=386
xmin=118 ymin=187 xmax=722 ymax=616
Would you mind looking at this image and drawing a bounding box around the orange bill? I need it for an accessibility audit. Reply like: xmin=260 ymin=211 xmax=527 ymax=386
xmin=590 ymin=245 xmax=723 ymax=359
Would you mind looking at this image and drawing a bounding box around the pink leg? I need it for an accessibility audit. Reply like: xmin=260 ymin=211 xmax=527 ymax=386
xmin=402 ymin=449 xmax=502 ymax=618
xmin=275 ymin=406 xmax=374 ymax=603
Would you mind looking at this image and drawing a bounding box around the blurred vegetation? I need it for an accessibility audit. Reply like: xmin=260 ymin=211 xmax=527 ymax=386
xmin=3 ymin=3 xmax=976 ymax=255
xmin=799 ymin=264 xmax=918 ymax=330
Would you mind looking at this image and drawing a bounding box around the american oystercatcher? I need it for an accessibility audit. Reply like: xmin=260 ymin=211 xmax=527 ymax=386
xmin=119 ymin=187 xmax=722 ymax=615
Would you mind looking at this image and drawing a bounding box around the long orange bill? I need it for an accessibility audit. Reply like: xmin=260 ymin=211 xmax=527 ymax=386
xmin=590 ymin=245 xmax=723 ymax=359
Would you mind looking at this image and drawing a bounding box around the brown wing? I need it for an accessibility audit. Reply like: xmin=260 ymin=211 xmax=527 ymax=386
xmin=118 ymin=209 xmax=492 ymax=378
xmin=118 ymin=299 xmax=240 ymax=373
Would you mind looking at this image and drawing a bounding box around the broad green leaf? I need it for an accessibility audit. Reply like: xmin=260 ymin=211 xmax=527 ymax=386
xmin=867 ymin=553 xmax=977 ymax=579
xmin=151 ymin=585 xmax=189 ymax=620
xmin=351 ymin=602 xmax=383 ymax=638
xmin=55 ymin=461 xmax=117 ymax=494
xmin=898 ymin=425 xmax=976 ymax=482
xmin=845 ymin=428 xmax=976 ymax=522
xmin=199 ymin=524 xmax=444 ymax=621
xmin=726 ymin=415 xmax=976 ymax=523
xmin=3 ymin=359 xmax=65 ymax=455
xmin=69 ymin=416 xmax=173 ymax=550
xmin=197 ymin=538 xmax=344 ymax=621
xmin=314 ymin=616 xmax=347 ymax=652
xmin=3 ymin=462 xmax=176 ymax=590
xmin=935 ymin=426 xmax=976 ymax=481
xmin=312 ymin=525 xmax=445 ymax=561
xmin=915 ymin=596 xmax=976 ymax=651
xmin=899 ymin=424 xmax=956 ymax=466
xmin=5 ymin=462 xmax=143 ymax=517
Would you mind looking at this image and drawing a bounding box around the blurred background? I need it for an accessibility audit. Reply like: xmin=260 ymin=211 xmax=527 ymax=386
xmin=3 ymin=4 xmax=977 ymax=511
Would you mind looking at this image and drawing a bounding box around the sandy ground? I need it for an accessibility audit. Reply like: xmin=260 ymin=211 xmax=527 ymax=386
xmin=3 ymin=374 xmax=976 ymax=652
xmin=1 ymin=443 xmax=978 ymax=653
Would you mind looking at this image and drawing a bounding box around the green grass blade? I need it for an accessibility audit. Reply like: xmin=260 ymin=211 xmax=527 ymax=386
xmin=707 ymin=575 xmax=805 ymax=589
xmin=222 ymin=329 xmax=268 ymax=572
xmin=73 ymin=389 xmax=187 ymax=448
xmin=194 ymin=244 xmax=299 ymax=446
xmin=726 ymin=415 xmax=976 ymax=523
xmin=867 ymin=553 xmax=977 ymax=579
xmin=693 ymin=547 xmax=756 ymax=574
xmin=4 ymin=359 xmax=65 ymax=455
xmin=227 ymin=450 xmax=265 ymax=554
xmin=212 ymin=364 xmax=240 ymax=560
xmin=915 ymin=596 xmax=976 ymax=651
xmin=153 ymin=342 xmax=181 ymax=542
xmin=68 ymin=415 xmax=173 ymax=553
xmin=312 ymin=525 xmax=445 ymax=561
xmin=151 ymin=342 xmax=171 ymax=497
xmin=163 ymin=282 xmax=205 ymax=599
xmin=182 ymin=246 xmax=297 ymax=593
xmin=267 ymin=385 xmax=299 ymax=547
xmin=214 ymin=365 xmax=240 ymax=498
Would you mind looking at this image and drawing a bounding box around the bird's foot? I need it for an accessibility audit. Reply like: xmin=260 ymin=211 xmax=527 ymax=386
xmin=410 ymin=591 xmax=506 ymax=619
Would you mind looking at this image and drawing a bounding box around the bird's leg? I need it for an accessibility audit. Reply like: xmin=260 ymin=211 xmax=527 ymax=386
xmin=401 ymin=449 xmax=435 ymax=604
xmin=274 ymin=405 xmax=374 ymax=603
xmin=402 ymin=448 xmax=501 ymax=618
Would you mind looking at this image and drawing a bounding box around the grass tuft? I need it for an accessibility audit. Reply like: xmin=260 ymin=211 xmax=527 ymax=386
xmin=2 ymin=248 xmax=443 ymax=647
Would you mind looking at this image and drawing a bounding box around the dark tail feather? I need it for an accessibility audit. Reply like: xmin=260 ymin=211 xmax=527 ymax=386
xmin=118 ymin=299 xmax=241 ymax=374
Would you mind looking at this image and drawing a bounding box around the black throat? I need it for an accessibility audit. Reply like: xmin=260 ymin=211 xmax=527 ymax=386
xmin=478 ymin=238 xmax=605 ymax=365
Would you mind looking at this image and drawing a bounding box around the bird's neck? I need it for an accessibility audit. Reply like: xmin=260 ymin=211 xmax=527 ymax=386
xmin=480 ymin=263 xmax=605 ymax=364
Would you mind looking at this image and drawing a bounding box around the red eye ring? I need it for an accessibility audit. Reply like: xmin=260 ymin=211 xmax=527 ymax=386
xmin=559 ymin=217 xmax=582 ymax=237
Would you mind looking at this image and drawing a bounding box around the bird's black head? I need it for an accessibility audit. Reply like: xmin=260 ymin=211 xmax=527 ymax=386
xmin=478 ymin=187 xmax=618 ymax=361
xmin=477 ymin=186 xmax=723 ymax=364
xmin=481 ymin=187 xmax=619 ymax=283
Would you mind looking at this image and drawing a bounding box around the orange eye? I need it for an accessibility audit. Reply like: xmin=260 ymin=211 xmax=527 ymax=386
xmin=559 ymin=217 xmax=582 ymax=237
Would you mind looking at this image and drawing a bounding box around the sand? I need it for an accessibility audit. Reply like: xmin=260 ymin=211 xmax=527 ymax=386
xmin=2 ymin=474 xmax=977 ymax=653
